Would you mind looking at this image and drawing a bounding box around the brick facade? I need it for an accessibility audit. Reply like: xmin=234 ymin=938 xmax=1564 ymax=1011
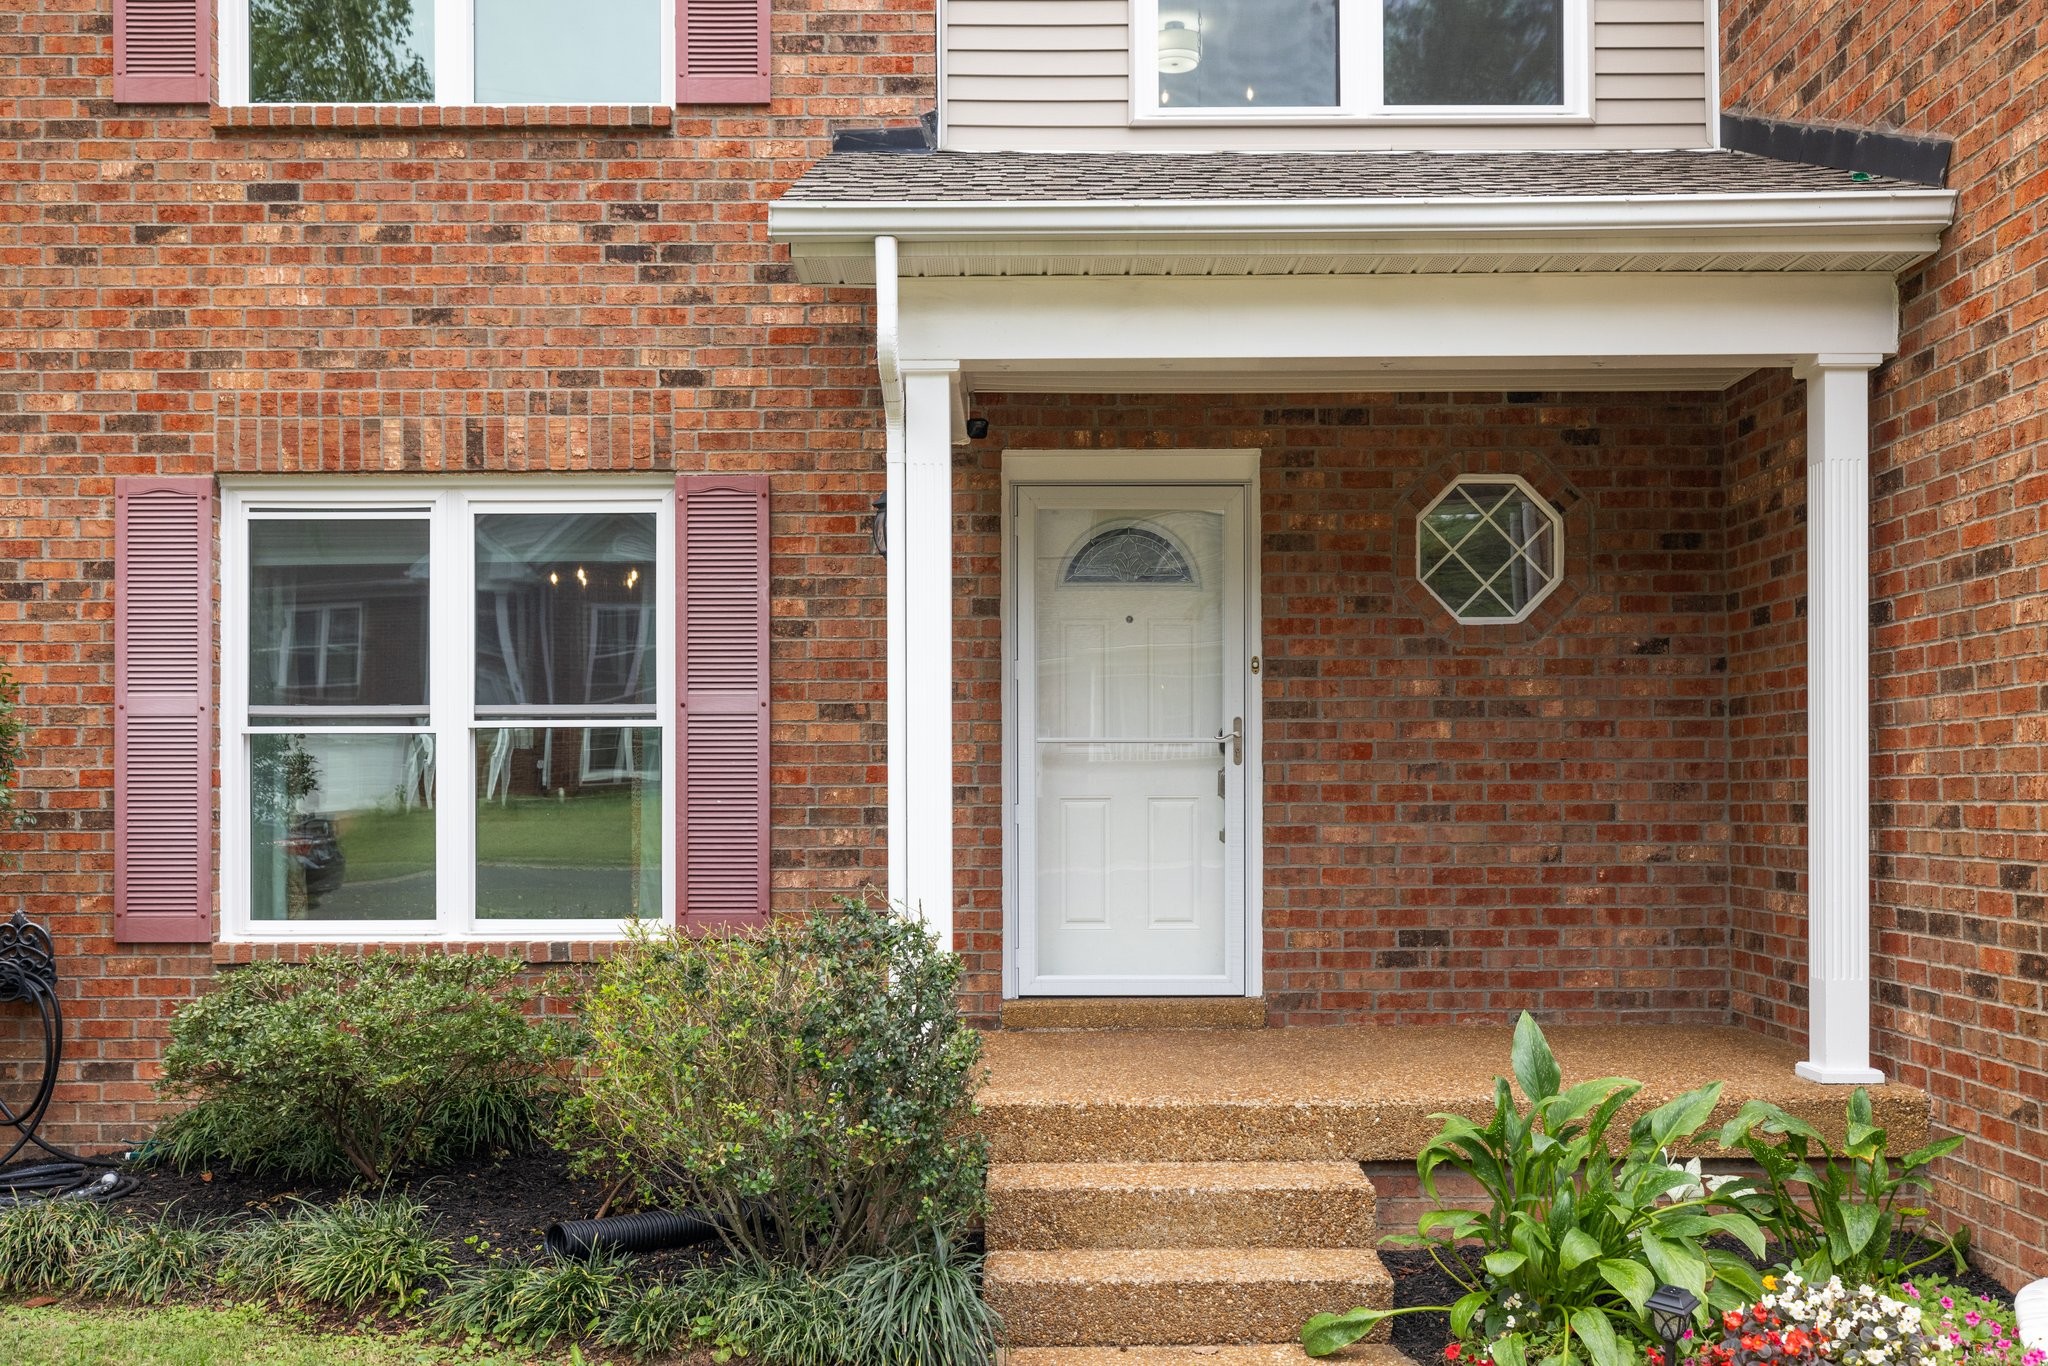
xmin=1723 ymin=0 xmax=2048 ymax=1281
xmin=0 ymin=0 xmax=927 ymax=1147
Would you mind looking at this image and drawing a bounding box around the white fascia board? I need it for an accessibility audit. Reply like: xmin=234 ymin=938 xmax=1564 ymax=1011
xmin=769 ymin=189 xmax=1956 ymax=248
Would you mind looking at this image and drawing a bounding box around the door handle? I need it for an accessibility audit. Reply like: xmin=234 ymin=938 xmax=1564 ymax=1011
xmin=1216 ymin=716 xmax=1243 ymax=766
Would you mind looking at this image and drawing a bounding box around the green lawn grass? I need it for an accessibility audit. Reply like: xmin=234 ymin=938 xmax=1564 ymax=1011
xmin=0 ymin=1303 xmax=551 ymax=1366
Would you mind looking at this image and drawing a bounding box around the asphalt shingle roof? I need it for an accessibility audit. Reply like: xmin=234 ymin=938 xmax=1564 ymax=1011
xmin=781 ymin=149 xmax=1920 ymax=202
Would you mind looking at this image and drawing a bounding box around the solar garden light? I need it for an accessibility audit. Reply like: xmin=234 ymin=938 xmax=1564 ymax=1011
xmin=1647 ymin=1284 xmax=1702 ymax=1363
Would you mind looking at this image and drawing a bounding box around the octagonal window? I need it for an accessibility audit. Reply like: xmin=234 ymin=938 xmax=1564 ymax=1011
xmin=1417 ymin=475 xmax=1563 ymax=623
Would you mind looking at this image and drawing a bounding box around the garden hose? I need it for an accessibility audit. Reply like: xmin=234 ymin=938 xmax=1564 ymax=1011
xmin=0 ymin=909 xmax=134 ymax=1205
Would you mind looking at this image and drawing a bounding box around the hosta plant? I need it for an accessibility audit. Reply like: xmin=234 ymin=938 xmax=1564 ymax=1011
xmin=1716 ymin=1090 xmax=1966 ymax=1287
xmin=1303 ymin=1013 xmax=1765 ymax=1366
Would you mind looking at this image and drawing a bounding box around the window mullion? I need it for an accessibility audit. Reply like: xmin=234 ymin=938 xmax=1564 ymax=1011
xmin=436 ymin=0 xmax=475 ymax=104
xmin=432 ymin=490 xmax=475 ymax=937
xmin=1348 ymin=0 xmax=1381 ymax=117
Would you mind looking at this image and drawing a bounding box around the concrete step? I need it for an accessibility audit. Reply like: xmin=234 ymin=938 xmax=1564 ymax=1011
xmin=1004 ymin=1346 xmax=1410 ymax=1365
xmin=985 ymin=1247 xmax=1393 ymax=1348
xmin=988 ymin=1161 xmax=1377 ymax=1250
xmin=1001 ymin=997 xmax=1269 ymax=1031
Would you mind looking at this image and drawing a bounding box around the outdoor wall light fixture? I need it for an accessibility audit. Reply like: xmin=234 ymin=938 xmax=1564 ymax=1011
xmin=871 ymin=495 xmax=887 ymax=557
xmin=1647 ymin=1284 xmax=1701 ymax=1362
xmin=1158 ymin=15 xmax=1201 ymax=73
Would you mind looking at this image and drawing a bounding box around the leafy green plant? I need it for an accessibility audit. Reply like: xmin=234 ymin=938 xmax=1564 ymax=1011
xmin=431 ymin=1247 xmax=641 ymax=1347
xmin=1717 ymin=1089 xmax=1966 ymax=1286
xmin=218 ymin=1195 xmax=452 ymax=1311
xmin=78 ymin=1212 xmax=225 ymax=1303
xmin=1304 ymin=1012 xmax=1765 ymax=1366
xmin=0 ymin=669 xmax=34 ymax=861
xmin=0 ymin=1199 xmax=117 ymax=1293
xmin=563 ymin=897 xmax=986 ymax=1274
xmin=1906 ymin=1275 xmax=2039 ymax=1366
xmin=158 ymin=951 xmax=578 ymax=1182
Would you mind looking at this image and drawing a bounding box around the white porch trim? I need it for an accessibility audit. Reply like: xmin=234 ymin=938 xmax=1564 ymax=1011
xmin=1795 ymin=356 xmax=1887 ymax=1085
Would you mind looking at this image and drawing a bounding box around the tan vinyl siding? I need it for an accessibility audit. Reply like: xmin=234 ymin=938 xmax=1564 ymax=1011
xmin=942 ymin=0 xmax=1712 ymax=151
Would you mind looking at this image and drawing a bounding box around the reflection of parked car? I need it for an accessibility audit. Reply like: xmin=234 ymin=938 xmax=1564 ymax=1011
xmin=289 ymin=816 xmax=346 ymax=896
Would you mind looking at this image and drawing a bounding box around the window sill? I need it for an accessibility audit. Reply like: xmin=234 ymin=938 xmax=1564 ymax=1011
xmin=214 ymin=937 xmax=630 ymax=967
xmin=209 ymin=104 xmax=674 ymax=132
xmin=1129 ymin=111 xmax=1597 ymax=128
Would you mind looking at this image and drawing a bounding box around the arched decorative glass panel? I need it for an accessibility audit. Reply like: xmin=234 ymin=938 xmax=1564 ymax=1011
xmin=1063 ymin=525 xmax=1196 ymax=585
xmin=1417 ymin=475 xmax=1563 ymax=623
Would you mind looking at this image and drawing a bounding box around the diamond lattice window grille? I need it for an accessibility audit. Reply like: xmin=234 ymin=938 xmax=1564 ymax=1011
xmin=1416 ymin=475 xmax=1563 ymax=623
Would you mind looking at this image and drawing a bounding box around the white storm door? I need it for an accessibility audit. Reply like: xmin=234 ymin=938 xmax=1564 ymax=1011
xmin=1016 ymin=486 xmax=1248 ymax=995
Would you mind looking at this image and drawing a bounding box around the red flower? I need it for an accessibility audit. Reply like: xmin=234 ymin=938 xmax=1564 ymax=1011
xmin=1445 ymin=1348 xmax=1462 ymax=1361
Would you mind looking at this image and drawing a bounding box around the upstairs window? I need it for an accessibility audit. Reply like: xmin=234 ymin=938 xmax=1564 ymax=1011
xmin=218 ymin=0 xmax=671 ymax=103
xmin=1137 ymin=0 xmax=1586 ymax=121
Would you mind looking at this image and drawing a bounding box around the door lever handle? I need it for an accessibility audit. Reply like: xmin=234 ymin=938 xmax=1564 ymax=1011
xmin=1216 ymin=716 xmax=1243 ymax=766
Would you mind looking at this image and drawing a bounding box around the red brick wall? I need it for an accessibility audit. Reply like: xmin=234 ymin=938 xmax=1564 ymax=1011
xmin=1722 ymin=368 xmax=1810 ymax=1042
xmin=0 ymin=0 xmax=929 ymax=1147
xmin=955 ymin=392 xmax=1735 ymax=1026
xmin=1724 ymin=0 xmax=2048 ymax=1281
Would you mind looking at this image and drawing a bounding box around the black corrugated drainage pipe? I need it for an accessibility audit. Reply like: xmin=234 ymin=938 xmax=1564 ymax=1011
xmin=545 ymin=1207 xmax=726 ymax=1259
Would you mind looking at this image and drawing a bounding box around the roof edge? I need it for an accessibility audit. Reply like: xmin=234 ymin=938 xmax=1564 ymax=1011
xmin=770 ymin=189 xmax=1957 ymax=246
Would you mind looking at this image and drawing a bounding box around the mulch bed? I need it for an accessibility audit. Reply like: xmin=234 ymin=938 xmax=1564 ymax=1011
xmin=115 ymin=1148 xmax=724 ymax=1277
xmin=1383 ymin=1237 xmax=2019 ymax=1366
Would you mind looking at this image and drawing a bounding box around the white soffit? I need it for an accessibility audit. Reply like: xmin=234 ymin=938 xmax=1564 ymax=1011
xmin=772 ymin=192 xmax=1957 ymax=285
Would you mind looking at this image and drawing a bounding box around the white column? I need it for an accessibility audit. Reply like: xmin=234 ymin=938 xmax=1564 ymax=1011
xmin=892 ymin=362 xmax=959 ymax=948
xmin=1796 ymin=356 xmax=1886 ymax=1085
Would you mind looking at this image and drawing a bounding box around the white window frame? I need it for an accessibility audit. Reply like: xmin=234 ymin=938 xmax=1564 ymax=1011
xmin=1132 ymin=0 xmax=1592 ymax=125
xmin=260 ymin=601 xmax=366 ymax=695
xmin=1416 ymin=472 xmax=1564 ymax=624
xmin=215 ymin=0 xmax=677 ymax=106
xmin=221 ymin=479 xmax=677 ymax=942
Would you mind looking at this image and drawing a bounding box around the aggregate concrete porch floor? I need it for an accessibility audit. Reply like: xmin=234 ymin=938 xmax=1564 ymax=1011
xmin=976 ymin=1025 xmax=1929 ymax=1163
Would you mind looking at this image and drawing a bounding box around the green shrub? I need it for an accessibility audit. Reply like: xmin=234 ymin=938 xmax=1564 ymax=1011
xmin=158 ymin=951 xmax=577 ymax=1182
xmin=563 ymin=898 xmax=985 ymax=1275
xmin=1304 ymin=1012 xmax=1765 ymax=1366
xmin=1717 ymin=1088 xmax=1966 ymax=1286
xmin=0 ymin=1199 xmax=118 ymax=1293
xmin=431 ymin=1247 xmax=641 ymax=1346
xmin=219 ymin=1195 xmax=452 ymax=1311
xmin=79 ymin=1213 xmax=225 ymax=1303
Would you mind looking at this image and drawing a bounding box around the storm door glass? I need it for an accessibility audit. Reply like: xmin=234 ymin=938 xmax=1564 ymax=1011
xmin=1032 ymin=506 xmax=1230 ymax=983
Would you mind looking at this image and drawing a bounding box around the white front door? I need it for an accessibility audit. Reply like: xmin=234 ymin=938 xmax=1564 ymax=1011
xmin=1015 ymin=485 xmax=1250 ymax=995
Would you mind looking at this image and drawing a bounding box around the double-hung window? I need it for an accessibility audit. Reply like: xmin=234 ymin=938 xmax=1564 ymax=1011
xmin=224 ymin=483 xmax=674 ymax=938
xmin=1136 ymin=0 xmax=1588 ymax=122
xmin=215 ymin=0 xmax=674 ymax=104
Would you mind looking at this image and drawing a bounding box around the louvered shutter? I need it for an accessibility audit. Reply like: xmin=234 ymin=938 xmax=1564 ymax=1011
xmin=114 ymin=477 xmax=215 ymax=943
xmin=676 ymin=475 xmax=770 ymax=927
xmin=677 ymin=0 xmax=771 ymax=104
xmin=114 ymin=0 xmax=211 ymax=104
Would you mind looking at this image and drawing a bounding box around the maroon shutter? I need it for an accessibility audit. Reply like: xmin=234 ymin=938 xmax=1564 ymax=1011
xmin=114 ymin=477 xmax=215 ymax=943
xmin=114 ymin=0 xmax=211 ymax=104
xmin=677 ymin=0 xmax=771 ymax=104
xmin=676 ymin=474 xmax=771 ymax=927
